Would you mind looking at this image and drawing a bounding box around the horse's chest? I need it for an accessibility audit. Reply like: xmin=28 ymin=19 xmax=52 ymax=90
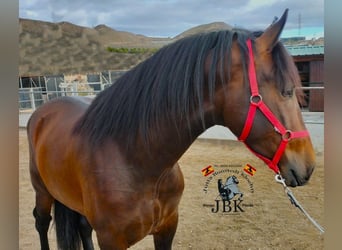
xmin=150 ymin=165 xmax=184 ymax=232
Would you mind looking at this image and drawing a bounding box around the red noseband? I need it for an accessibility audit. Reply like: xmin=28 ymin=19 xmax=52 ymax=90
xmin=238 ymin=39 xmax=309 ymax=173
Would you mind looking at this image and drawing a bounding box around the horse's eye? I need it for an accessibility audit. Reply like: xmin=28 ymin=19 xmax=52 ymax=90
xmin=282 ymin=89 xmax=294 ymax=97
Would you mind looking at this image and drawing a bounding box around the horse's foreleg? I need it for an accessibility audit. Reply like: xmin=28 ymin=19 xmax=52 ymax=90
xmin=153 ymin=211 xmax=179 ymax=250
xmin=79 ymin=215 xmax=94 ymax=250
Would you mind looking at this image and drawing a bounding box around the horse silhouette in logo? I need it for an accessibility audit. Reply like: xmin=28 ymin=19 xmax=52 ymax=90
xmin=217 ymin=175 xmax=243 ymax=201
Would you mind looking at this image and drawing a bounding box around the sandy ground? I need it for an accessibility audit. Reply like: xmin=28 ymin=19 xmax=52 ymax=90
xmin=19 ymin=128 xmax=324 ymax=249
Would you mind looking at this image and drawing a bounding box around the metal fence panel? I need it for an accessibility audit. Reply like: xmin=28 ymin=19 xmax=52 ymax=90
xmin=19 ymin=84 xmax=324 ymax=112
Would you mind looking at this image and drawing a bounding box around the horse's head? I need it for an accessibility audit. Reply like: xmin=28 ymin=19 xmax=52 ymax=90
xmin=226 ymin=176 xmax=239 ymax=185
xmin=218 ymin=9 xmax=315 ymax=187
xmin=232 ymin=175 xmax=239 ymax=184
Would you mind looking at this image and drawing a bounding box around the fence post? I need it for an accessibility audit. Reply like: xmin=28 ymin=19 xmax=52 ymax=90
xmin=29 ymin=88 xmax=36 ymax=110
xmin=72 ymin=82 xmax=78 ymax=96
xmin=109 ymin=70 xmax=112 ymax=85
xmin=100 ymin=73 xmax=104 ymax=91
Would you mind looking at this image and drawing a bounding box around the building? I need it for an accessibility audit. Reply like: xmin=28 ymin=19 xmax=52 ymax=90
xmin=286 ymin=45 xmax=324 ymax=111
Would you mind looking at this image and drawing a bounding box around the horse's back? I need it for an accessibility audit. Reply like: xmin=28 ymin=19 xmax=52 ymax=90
xmin=28 ymin=96 xmax=91 ymax=132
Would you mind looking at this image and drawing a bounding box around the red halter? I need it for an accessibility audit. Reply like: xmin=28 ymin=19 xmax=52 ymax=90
xmin=238 ymin=39 xmax=309 ymax=173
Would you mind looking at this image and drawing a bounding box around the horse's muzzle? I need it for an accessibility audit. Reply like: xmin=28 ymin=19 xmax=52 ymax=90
xmin=284 ymin=164 xmax=315 ymax=187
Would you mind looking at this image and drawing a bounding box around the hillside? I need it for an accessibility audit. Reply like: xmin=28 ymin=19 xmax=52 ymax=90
xmin=19 ymin=18 xmax=158 ymax=76
xmin=19 ymin=18 xmax=323 ymax=76
xmin=174 ymin=22 xmax=232 ymax=40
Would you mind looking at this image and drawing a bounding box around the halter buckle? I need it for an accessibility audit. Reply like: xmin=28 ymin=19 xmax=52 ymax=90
xmin=282 ymin=130 xmax=293 ymax=141
xmin=250 ymin=94 xmax=262 ymax=105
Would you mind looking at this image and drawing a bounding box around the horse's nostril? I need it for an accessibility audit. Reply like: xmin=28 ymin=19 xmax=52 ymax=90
xmin=308 ymin=165 xmax=315 ymax=176
xmin=304 ymin=165 xmax=315 ymax=182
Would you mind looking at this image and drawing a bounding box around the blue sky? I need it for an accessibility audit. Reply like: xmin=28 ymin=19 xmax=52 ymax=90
xmin=19 ymin=0 xmax=324 ymax=39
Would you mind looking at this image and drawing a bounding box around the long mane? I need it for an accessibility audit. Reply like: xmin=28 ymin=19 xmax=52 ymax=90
xmin=73 ymin=28 xmax=300 ymax=151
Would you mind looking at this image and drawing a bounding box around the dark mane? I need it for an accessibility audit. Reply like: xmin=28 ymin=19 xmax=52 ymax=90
xmin=73 ymin=28 xmax=300 ymax=150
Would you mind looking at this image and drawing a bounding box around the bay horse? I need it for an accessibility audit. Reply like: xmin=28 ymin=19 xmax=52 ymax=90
xmin=27 ymin=9 xmax=316 ymax=250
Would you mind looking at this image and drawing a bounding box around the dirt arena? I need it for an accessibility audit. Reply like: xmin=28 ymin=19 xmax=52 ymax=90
xmin=19 ymin=128 xmax=324 ymax=249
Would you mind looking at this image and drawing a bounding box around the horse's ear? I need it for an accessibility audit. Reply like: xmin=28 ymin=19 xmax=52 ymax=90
xmin=256 ymin=9 xmax=288 ymax=53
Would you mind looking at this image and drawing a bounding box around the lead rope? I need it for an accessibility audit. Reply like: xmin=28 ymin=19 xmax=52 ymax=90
xmin=274 ymin=173 xmax=325 ymax=234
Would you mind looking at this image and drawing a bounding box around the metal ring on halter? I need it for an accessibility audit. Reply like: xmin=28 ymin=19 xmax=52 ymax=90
xmin=282 ymin=130 xmax=293 ymax=141
xmin=250 ymin=94 xmax=262 ymax=105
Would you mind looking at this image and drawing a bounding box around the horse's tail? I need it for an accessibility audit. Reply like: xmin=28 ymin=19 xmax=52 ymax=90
xmin=54 ymin=200 xmax=81 ymax=250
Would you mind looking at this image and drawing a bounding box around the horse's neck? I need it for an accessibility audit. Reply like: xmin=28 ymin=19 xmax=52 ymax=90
xmin=226 ymin=178 xmax=234 ymax=186
xmin=131 ymin=107 xmax=218 ymax=169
